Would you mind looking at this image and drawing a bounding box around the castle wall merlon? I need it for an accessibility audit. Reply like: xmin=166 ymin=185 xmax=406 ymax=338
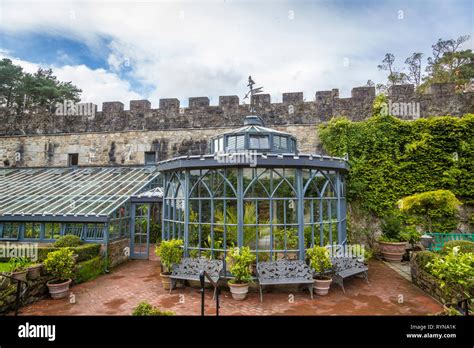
xmin=251 ymin=94 xmax=271 ymax=107
xmin=159 ymin=98 xmax=180 ymax=110
xmin=426 ymin=83 xmax=456 ymax=96
xmin=102 ymin=101 xmax=124 ymax=114
xmin=351 ymin=86 xmax=375 ymax=100
xmin=219 ymin=95 xmax=239 ymax=107
xmin=282 ymin=92 xmax=304 ymax=104
xmin=189 ymin=97 xmax=210 ymax=108
xmin=130 ymin=100 xmax=151 ymax=112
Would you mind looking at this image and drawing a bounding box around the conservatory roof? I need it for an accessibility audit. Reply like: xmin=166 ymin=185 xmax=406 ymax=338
xmin=0 ymin=166 xmax=160 ymax=222
xmin=157 ymin=153 xmax=349 ymax=172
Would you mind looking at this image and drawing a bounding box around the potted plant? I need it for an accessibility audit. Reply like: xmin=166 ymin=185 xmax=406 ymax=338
xmin=43 ymin=248 xmax=75 ymax=299
xmin=306 ymin=246 xmax=333 ymax=296
xmin=155 ymin=239 xmax=183 ymax=290
xmin=377 ymin=214 xmax=408 ymax=262
xmin=226 ymin=246 xmax=255 ymax=300
xmin=0 ymin=273 xmax=11 ymax=290
xmin=8 ymin=257 xmax=30 ymax=282
xmin=27 ymin=262 xmax=43 ymax=280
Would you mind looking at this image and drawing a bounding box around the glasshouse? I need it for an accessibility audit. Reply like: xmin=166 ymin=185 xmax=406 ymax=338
xmin=157 ymin=115 xmax=349 ymax=263
xmin=0 ymin=167 xmax=162 ymax=260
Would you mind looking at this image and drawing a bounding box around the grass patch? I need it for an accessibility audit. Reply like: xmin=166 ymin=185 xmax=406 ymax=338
xmin=0 ymin=262 xmax=10 ymax=272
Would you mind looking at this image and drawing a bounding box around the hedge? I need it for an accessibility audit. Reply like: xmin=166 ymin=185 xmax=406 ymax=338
xmin=37 ymin=243 xmax=101 ymax=262
xmin=74 ymin=256 xmax=105 ymax=284
xmin=439 ymin=240 xmax=474 ymax=255
xmin=319 ymin=108 xmax=473 ymax=224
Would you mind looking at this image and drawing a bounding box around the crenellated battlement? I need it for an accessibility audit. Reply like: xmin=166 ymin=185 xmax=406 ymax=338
xmin=0 ymin=83 xmax=472 ymax=136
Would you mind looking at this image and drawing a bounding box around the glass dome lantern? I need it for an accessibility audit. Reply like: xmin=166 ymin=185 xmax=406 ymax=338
xmin=208 ymin=116 xmax=298 ymax=155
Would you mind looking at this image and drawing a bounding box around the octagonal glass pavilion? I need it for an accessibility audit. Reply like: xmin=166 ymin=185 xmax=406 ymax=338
xmin=157 ymin=116 xmax=349 ymax=264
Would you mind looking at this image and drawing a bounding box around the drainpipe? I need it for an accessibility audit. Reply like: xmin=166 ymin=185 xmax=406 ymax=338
xmin=103 ymin=221 xmax=110 ymax=273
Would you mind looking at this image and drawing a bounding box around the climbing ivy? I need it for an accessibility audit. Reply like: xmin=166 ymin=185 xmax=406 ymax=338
xmin=319 ymin=110 xmax=474 ymax=219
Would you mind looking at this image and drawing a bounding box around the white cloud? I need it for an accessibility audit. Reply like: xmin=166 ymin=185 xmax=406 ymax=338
xmin=0 ymin=0 xmax=472 ymax=106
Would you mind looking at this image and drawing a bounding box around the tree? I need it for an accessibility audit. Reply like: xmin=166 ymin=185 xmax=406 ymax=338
xmin=378 ymin=53 xmax=408 ymax=87
xmin=421 ymin=35 xmax=473 ymax=92
xmin=0 ymin=60 xmax=82 ymax=113
xmin=0 ymin=59 xmax=24 ymax=107
xmin=405 ymin=53 xmax=423 ymax=86
xmin=398 ymin=190 xmax=461 ymax=233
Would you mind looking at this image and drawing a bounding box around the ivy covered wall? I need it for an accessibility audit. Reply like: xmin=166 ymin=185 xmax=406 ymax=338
xmin=319 ymin=107 xmax=473 ymax=233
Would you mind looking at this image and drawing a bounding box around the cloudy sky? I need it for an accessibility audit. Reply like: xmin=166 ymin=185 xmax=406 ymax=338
xmin=0 ymin=0 xmax=472 ymax=109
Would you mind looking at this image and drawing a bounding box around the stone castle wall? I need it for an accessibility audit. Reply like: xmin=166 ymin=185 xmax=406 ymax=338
xmin=0 ymin=83 xmax=472 ymax=167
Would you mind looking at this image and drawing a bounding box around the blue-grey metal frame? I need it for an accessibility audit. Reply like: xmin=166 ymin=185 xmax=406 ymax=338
xmin=161 ymin=160 xmax=347 ymax=264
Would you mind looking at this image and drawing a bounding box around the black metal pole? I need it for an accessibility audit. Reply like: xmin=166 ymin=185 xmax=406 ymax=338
xmin=199 ymin=270 xmax=205 ymax=316
xmin=216 ymin=287 xmax=220 ymax=317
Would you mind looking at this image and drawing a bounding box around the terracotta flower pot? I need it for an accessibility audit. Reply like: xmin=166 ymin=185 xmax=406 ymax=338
xmin=378 ymin=241 xmax=407 ymax=262
xmin=11 ymin=269 xmax=28 ymax=283
xmin=161 ymin=273 xmax=171 ymax=290
xmin=314 ymin=277 xmax=332 ymax=296
xmin=47 ymin=279 xmax=72 ymax=299
xmin=27 ymin=264 xmax=42 ymax=280
xmin=228 ymin=282 xmax=249 ymax=300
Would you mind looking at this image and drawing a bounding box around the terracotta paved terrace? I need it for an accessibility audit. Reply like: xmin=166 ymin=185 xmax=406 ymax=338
xmin=17 ymin=254 xmax=443 ymax=316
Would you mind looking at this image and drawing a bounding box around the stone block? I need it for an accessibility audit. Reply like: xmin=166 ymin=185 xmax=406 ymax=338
xmin=130 ymin=100 xmax=151 ymax=112
xmin=282 ymin=92 xmax=303 ymax=103
xmin=189 ymin=97 xmax=210 ymax=108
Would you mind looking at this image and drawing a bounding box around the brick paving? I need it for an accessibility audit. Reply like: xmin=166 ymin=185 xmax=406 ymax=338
xmin=17 ymin=253 xmax=443 ymax=316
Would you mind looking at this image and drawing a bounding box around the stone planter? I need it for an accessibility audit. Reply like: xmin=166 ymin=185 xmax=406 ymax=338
xmin=47 ymin=279 xmax=72 ymax=299
xmin=11 ymin=269 xmax=28 ymax=283
xmin=378 ymin=241 xmax=407 ymax=262
xmin=0 ymin=274 xmax=10 ymax=290
xmin=160 ymin=273 xmax=171 ymax=290
xmin=314 ymin=277 xmax=332 ymax=296
xmin=228 ymin=282 xmax=249 ymax=300
xmin=27 ymin=264 xmax=42 ymax=280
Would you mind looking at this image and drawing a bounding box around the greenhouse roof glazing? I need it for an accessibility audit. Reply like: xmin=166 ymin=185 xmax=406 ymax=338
xmin=0 ymin=166 xmax=160 ymax=221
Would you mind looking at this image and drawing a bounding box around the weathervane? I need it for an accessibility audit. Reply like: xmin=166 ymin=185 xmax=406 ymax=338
xmin=243 ymin=75 xmax=263 ymax=113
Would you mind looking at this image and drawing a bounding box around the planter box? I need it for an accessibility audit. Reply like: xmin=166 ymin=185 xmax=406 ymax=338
xmin=410 ymin=253 xmax=470 ymax=305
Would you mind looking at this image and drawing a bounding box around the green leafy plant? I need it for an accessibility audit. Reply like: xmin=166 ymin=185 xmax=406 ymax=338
xmin=155 ymin=239 xmax=184 ymax=274
xmin=440 ymin=240 xmax=474 ymax=255
xmin=426 ymin=248 xmax=474 ymax=290
xmin=378 ymin=213 xmax=404 ymax=242
xmin=54 ymin=235 xmax=83 ymax=247
xmin=226 ymin=246 xmax=255 ymax=284
xmin=415 ymin=250 xmax=439 ymax=271
xmin=131 ymin=301 xmax=175 ymax=316
xmin=8 ymin=257 xmax=31 ymax=272
xmin=306 ymin=246 xmax=332 ymax=279
xmin=399 ymin=226 xmax=422 ymax=247
xmin=43 ymin=248 xmax=75 ymax=283
xmin=398 ymin=190 xmax=461 ymax=232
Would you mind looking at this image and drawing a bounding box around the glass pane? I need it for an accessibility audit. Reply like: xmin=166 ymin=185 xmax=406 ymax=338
xmin=24 ymin=222 xmax=41 ymax=239
xmin=227 ymin=136 xmax=236 ymax=151
xmin=236 ymin=135 xmax=245 ymax=150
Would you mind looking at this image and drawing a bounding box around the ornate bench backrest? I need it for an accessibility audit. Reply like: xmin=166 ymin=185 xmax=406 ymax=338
xmin=331 ymin=257 xmax=366 ymax=272
xmin=172 ymin=258 xmax=223 ymax=282
xmin=257 ymin=260 xmax=313 ymax=281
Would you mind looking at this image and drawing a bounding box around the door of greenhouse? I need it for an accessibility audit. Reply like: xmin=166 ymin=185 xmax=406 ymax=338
xmin=130 ymin=203 xmax=150 ymax=259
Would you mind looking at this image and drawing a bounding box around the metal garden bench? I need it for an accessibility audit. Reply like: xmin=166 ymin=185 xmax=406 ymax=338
xmin=427 ymin=233 xmax=474 ymax=251
xmin=256 ymin=260 xmax=314 ymax=302
xmin=331 ymin=257 xmax=369 ymax=294
xmin=169 ymin=257 xmax=224 ymax=299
